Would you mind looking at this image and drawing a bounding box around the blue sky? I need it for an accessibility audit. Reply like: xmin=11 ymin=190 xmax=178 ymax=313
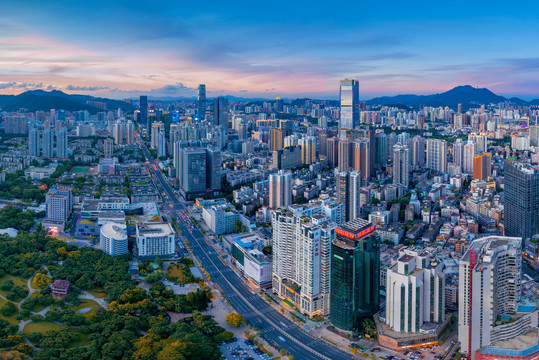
xmin=1 ymin=0 xmax=539 ymax=99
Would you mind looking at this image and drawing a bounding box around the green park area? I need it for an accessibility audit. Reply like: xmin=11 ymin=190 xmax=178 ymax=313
xmin=166 ymin=257 xmax=201 ymax=284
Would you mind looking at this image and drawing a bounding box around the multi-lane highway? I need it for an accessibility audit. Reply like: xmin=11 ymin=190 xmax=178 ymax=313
xmin=138 ymin=136 xmax=353 ymax=359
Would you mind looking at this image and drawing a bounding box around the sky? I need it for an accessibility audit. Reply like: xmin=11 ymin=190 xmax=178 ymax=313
xmin=1 ymin=0 xmax=539 ymax=100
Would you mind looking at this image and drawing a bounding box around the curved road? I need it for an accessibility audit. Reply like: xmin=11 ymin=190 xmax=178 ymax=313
xmin=138 ymin=137 xmax=353 ymax=360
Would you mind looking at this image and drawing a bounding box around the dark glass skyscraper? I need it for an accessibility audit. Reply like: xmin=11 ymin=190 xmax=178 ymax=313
xmin=139 ymin=95 xmax=148 ymax=133
xmin=330 ymin=219 xmax=380 ymax=332
xmin=339 ymin=79 xmax=360 ymax=131
xmin=505 ymin=161 xmax=539 ymax=240
xmin=198 ymin=84 xmax=206 ymax=120
xmin=213 ymin=96 xmax=229 ymax=130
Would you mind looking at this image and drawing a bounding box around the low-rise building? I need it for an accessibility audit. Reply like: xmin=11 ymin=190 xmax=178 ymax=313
xmin=136 ymin=222 xmax=175 ymax=258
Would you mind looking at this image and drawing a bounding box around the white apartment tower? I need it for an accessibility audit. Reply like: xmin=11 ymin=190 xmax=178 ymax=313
xmin=385 ymin=248 xmax=445 ymax=333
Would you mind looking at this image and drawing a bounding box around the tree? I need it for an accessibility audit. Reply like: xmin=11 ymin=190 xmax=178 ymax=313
xmin=214 ymin=331 xmax=234 ymax=343
xmin=280 ymin=349 xmax=287 ymax=356
xmin=0 ymin=302 xmax=16 ymax=316
xmin=32 ymin=273 xmax=51 ymax=289
xmin=262 ymin=245 xmax=272 ymax=255
xmin=362 ymin=318 xmax=377 ymax=338
xmin=225 ymin=313 xmax=245 ymax=327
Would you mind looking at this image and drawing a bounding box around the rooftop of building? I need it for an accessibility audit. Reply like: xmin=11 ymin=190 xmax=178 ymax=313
xmin=101 ymin=222 xmax=127 ymax=240
xmin=483 ymin=328 xmax=539 ymax=354
xmin=136 ymin=222 xmax=174 ymax=237
xmin=462 ymin=235 xmax=522 ymax=262
xmin=338 ymin=218 xmax=373 ymax=235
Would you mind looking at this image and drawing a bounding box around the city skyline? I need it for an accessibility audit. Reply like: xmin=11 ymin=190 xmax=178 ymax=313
xmin=2 ymin=1 xmax=539 ymax=99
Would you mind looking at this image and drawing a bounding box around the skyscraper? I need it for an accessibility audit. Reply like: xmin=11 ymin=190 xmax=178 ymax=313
xmin=151 ymin=121 xmax=165 ymax=149
xmin=458 ymin=236 xmax=523 ymax=359
xmin=139 ymin=95 xmax=148 ymax=132
xmin=453 ymin=138 xmax=464 ymax=169
xmin=331 ymin=219 xmax=379 ymax=332
xmin=205 ymin=148 xmax=221 ymax=192
xmin=104 ymin=138 xmax=114 ymax=158
xmin=179 ymin=148 xmax=207 ymax=196
xmin=393 ymin=143 xmax=409 ymax=187
xmin=126 ymin=120 xmax=135 ymax=144
xmin=339 ymin=79 xmax=360 ymax=131
xmin=271 ymin=209 xmax=335 ymax=316
xmin=299 ymin=136 xmax=316 ymax=164
xmin=463 ymin=141 xmax=478 ymax=173
xmin=426 ymin=139 xmax=447 ymax=173
xmin=327 ymin=137 xmax=339 ymax=168
xmin=213 ymin=96 xmax=229 ymax=130
xmin=505 ymin=161 xmax=539 ymax=239
xmin=198 ymin=84 xmax=206 ymax=120
xmin=269 ymin=170 xmax=292 ymax=209
xmin=336 ymin=171 xmax=361 ymax=222
xmin=269 ymin=128 xmax=285 ymax=152
xmin=472 ymin=153 xmax=491 ymax=180
xmin=28 ymin=127 xmax=40 ymax=157
xmin=42 ymin=129 xmax=54 ymax=158
xmin=56 ymin=128 xmax=68 ymax=159
xmin=409 ymin=135 xmax=425 ymax=170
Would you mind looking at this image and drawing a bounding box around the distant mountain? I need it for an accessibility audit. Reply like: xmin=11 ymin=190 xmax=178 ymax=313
xmin=0 ymin=90 xmax=135 ymax=113
xmin=366 ymin=85 xmax=538 ymax=109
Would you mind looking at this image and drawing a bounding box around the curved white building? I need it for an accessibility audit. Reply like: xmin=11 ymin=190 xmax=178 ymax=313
xmin=100 ymin=222 xmax=128 ymax=256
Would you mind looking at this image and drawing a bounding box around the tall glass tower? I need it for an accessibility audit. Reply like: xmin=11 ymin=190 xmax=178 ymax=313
xmin=505 ymin=161 xmax=539 ymax=240
xmin=339 ymin=79 xmax=360 ymax=131
xmin=330 ymin=219 xmax=380 ymax=332
xmin=198 ymin=84 xmax=206 ymax=120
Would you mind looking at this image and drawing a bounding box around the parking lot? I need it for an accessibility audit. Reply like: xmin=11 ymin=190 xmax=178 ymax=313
xmin=219 ymin=337 xmax=272 ymax=360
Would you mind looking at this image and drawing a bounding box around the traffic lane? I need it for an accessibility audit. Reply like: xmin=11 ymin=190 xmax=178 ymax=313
xmin=176 ymin=218 xmax=350 ymax=360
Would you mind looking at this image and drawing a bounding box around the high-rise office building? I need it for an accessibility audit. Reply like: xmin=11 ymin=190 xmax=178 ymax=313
xmin=198 ymin=84 xmax=206 ymax=120
xmin=28 ymin=127 xmax=40 ymax=157
xmin=339 ymin=79 xmax=360 ymax=131
xmin=327 ymin=137 xmax=339 ymax=168
xmin=330 ymin=219 xmax=379 ymax=332
xmin=299 ymin=136 xmax=317 ymax=165
xmin=213 ymin=96 xmax=229 ymax=130
xmin=104 ymin=138 xmax=114 ymax=158
xmin=459 ymin=236 xmax=526 ymax=359
xmin=42 ymin=129 xmax=54 ymax=158
xmin=205 ymin=147 xmax=221 ymax=192
xmin=140 ymin=95 xmax=148 ymax=131
xmin=385 ymin=248 xmax=445 ymax=333
xmin=319 ymin=131 xmax=328 ymax=157
xmin=473 ymin=153 xmax=492 ymax=180
xmin=393 ymin=143 xmax=409 ymax=187
xmin=375 ymin=132 xmax=388 ymax=167
xmin=338 ymin=140 xmax=353 ymax=171
xmin=269 ymin=170 xmax=292 ymax=209
xmin=505 ymin=161 xmax=539 ymax=239
xmin=426 ymin=139 xmax=447 ymax=173
xmin=56 ymin=128 xmax=68 ymax=159
xmin=178 ymin=148 xmax=207 ymax=196
xmin=272 ymin=209 xmax=336 ymax=316
xmin=157 ymin=132 xmax=166 ymax=158
xmin=269 ymin=128 xmax=286 ymax=152
xmin=336 ymin=171 xmax=362 ymax=222
xmin=272 ymin=145 xmax=302 ymax=170
xmin=530 ymin=125 xmax=539 ymax=147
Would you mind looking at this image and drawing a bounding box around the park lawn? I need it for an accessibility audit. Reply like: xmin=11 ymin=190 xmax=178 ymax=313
xmin=22 ymin=321 xmax=67 ymax=335
xmin=0 ymin=298 xmax=19 ymax=325
xmin=88 ymin=288 xmax=107 ymax=299
xmin=0 ymin=274 xmax=29 ymax=300
xmin=66 ymin=299 xmax=102 ymax=319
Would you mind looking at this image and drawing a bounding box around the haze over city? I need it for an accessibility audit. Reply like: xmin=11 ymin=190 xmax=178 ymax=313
xmin=2 ymin=0 xmax=539 ymax=99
